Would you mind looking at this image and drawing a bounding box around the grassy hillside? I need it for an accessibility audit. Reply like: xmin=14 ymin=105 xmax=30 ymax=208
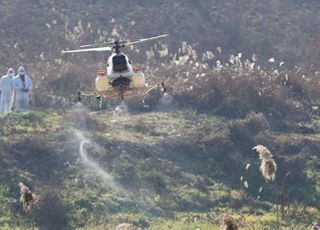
xmin=0 ymin=39 xmax=319 ymax=229
xmin=0 ymin=0 xmax=320 ymax=229
xmin=0 ymin=107 xmax=320 ymax=229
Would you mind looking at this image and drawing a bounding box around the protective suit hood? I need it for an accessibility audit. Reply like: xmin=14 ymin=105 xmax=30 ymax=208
xmin=18 ymin=66 xmax=25 ymax=75
xmin=7 ymin=68 xmax=15 ymax=77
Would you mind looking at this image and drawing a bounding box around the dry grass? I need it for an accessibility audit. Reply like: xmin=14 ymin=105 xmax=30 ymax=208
xmin=222 ymin=214 xmax=239 ymax=230
xmin=18 ymin=182 xmax=37 ymax=212
xmin=253 ymin=145 xmax=277 ymax=182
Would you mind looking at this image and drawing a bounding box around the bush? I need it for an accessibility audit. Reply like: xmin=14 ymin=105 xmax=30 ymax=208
xmin=143 ymin=171 xmax=167 ymax=195
xmin=112 ymin=155 xmax=139 ymax=187
xmin=31 ymin=188 xmax=71 ymax=230
xmin=167 ymin=64 xmax=317 ymax=126
xmin=229 ymin=113 xmax=270 ymax=149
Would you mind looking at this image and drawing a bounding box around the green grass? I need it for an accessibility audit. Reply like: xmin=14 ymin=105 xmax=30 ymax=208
xmin=0 ymin=110 xmax=63 ymax=137
xmin=0 ymin=109 xmax=320 ymax=229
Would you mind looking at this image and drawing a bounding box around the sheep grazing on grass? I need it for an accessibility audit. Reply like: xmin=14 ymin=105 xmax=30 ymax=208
xmin=18 ymin=182 xmax=36 ymax=211
xmin=115 ymin=223 xmax=141 ymax=230
xmin=253 ymin=145 xmax=277 ymax=182
xmin=222 ymin=215 xmax=239 ymax=230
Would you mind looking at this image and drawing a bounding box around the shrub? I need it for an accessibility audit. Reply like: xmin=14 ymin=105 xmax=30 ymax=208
xmin=228 ymin=113 xmax=270 ymax=149
xmin=112 ymin=156 xmax=139 ymax=187
xmin=31 ymin=188 xmax=71 ymax=230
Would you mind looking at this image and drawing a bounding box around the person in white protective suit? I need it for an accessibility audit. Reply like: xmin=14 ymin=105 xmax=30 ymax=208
xmin=0 ymin=68 xmax=15 ymax=113
xmin=13 ymin=66 xmax=33 ymax=111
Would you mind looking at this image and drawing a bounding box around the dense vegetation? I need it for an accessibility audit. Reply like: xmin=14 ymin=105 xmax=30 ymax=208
xmin=1 ymin=0 xmax=319 ymax=67
xmin=0 ymin=0 xmax=320 ymax=229
xmin=0 ymin=108 xmax=319 ymax=229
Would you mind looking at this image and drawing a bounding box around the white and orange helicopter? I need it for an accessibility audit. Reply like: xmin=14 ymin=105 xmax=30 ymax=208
xmin=62 ymin=34 xmax=169 ymax=105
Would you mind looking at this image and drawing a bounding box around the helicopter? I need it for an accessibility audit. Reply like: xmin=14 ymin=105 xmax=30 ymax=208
xmin=62 ymin=34 xmax=169 ymax=104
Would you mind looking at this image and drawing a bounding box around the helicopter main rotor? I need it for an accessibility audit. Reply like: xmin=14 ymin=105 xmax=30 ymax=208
xmin=112 ymin=40 xmax=125 ymax=54
xmin=62 ymin=34 xmax=169 ymax=54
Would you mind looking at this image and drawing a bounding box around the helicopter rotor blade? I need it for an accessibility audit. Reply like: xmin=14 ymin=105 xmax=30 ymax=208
xmin=124 ymin=34 xmax=169 ymax=46
xmin=80 ymin=43 xmax=105 ymax=48
xmin=62 ymin=46 xmax=112 ymax=54
xmin=80 ymin=41 xmax=115 ymax=48
xmin=63 ymin=34 xmax=169 ymax=54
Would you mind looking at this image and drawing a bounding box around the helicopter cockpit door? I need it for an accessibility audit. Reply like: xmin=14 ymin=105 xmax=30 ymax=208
xmin=112 ymin=55 xmax=128 ymax=72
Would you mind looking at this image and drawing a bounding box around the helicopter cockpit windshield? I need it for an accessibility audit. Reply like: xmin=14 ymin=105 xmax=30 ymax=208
xmin=113 ymin=55 xmax=128 ymax=72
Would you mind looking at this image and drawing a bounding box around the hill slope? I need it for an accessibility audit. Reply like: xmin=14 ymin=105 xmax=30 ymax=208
xmin=0 ymin=108 xmax=320 ymax=229
xmin=0 ymin=1 xmax=320 ymax=229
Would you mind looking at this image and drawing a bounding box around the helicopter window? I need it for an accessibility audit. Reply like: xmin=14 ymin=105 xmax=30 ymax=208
xmin=113 ymin=55 xmax=128 ymax=72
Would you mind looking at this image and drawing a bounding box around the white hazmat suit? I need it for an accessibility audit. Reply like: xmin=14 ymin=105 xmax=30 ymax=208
xmin=13 ymin=66 xmax=33 ymax=111
xmin=0 ymin=68 xmax=15 ymax=113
